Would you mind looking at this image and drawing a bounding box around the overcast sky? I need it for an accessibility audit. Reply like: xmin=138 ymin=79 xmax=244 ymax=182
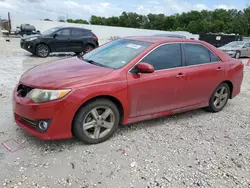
xmin=0 ymin=0 xmax=248 ymax=21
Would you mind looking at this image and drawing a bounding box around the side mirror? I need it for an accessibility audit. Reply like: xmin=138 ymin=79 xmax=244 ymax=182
xmin=53 ymin=33 xmax=58 ymax=38
xmin=136 ymin=62 xmax=154 ymax=73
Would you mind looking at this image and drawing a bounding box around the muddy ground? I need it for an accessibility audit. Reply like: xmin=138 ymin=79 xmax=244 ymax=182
xmin=0 ymin=38 xmax=250 ymax=188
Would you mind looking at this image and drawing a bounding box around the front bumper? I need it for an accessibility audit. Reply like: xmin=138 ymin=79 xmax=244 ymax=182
xmin=20 ymin=39 xmax=36 ymax=53
xmin=12 ymin=85 xmax=76 ymax=140
xmin=223 ymin=51 xmax=236 ymax=57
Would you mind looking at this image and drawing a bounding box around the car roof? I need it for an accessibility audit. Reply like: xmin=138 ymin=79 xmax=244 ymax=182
xmin=124 ymin=36 xmax=200 ymax=44
xmin=59 ymin=26 xmax=91 ymax=31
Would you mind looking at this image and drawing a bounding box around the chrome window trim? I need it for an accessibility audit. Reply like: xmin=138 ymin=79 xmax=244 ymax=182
xmin=128 ymin=41 xmax=222 ymax=74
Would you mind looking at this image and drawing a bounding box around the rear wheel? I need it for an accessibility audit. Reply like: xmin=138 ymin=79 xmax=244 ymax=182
xmin=205 ymin=83 xmax=230 ymax=113
xmin=73 ymin=99 xmax=120 ymax=144
xmin=36 ymin=44 xmax=50 ymax=58
xmin=84 ymin=44 xmax=94 ymax=53
xmin=74 ymin=45 xmax=94 ymax=56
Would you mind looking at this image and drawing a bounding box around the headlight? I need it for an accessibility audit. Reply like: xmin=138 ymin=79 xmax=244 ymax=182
xmin=27 ymin=89 xmax=71 ymax=103
xmin=228 ymin=50 xmax=236 ymax=54
xmin=26 ymin=37 xmax=37 ymax=41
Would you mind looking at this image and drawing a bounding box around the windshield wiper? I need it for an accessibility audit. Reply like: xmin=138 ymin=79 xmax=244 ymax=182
xmin=82 ymin=58 xmax=105 ymax=67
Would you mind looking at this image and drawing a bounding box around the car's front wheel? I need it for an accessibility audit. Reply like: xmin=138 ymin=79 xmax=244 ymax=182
xmin=235 ymin=51 xmax=240 ymax=59
xmin=73 ymin=99 xmax=120 ymax=144
xmin=205 ymin=83 xmax=230 ymax=113
xmin=36 ymin=44 xmax=50 ymax=58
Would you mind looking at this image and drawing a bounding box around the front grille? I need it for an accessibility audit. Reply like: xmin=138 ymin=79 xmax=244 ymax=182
xmin=17 ymin=84 xmax=33 ymax=97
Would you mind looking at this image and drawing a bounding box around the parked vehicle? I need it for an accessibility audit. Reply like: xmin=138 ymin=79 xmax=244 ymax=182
xmin=199 ymin=33 xmax=242 ymax=47
xmin=20 ymin=26 xmax=99 ymax=57
xmin=218 ymin=41 xmax=250 ymax=59
xmin=153 ymin=33 xmax=186 ymax=38
xmin=13 ymin=37 xmax=244 ymax=144
xmin=15 ymin=24 xmax=40 ymax=36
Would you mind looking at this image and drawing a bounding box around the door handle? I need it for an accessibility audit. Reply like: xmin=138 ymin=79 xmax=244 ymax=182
xmin=217 ymin=67 xmax=223 ymax=71
xmin=176 ymin=73 xmax=185 ymax=78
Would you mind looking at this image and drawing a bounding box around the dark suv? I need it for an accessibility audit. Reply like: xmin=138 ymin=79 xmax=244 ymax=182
xmin=20 ymin=27 xmax=99 ymax=57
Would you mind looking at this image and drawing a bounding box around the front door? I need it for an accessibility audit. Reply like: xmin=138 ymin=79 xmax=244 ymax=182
xmin=181 ymin=43 xmax=226 ymax=107
xmin=127 ymin=43 xmax=187 ymax=117
xmin=51 ymin=28 xmax=72 ymax=52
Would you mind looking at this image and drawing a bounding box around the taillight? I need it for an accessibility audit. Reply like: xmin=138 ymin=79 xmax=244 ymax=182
xmin=92 ymin=36 xmax=98 ymax=41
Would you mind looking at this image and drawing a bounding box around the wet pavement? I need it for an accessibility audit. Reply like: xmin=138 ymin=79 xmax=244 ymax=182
xmin=0 ymin=38 xmax=250 ymax=188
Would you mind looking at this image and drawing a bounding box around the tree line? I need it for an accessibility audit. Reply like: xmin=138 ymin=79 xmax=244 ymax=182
xmin=59 ymin=6 xmax=250 ymax=36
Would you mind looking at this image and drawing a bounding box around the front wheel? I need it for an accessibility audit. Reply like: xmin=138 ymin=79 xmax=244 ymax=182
xmin=235 ymin=51 xmax=240 ymax=59
xmin=36 ymin=44 xmax=50 ymax=58
xmin=205 ymin=83 xmax=230 ymax=113
xmin=73 ymin=99 xmax=120 ymax=144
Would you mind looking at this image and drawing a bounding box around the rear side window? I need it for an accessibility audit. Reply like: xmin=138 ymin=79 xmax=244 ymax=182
xmin=209 ymin=51 xmax=220 ymax=62
xmin=72 ymin=29 xmax=85 ymax=36
xmin=141 ymin=43 xmax=182 ymax=70
xmin=184 ymin=43 xmax=211 ymax=66
xmin=72 ymin=29 xmax=93 ymax=36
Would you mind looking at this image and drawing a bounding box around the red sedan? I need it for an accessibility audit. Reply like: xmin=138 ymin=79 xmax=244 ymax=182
xmin=13 ymin=37 xmax=244 ymax=144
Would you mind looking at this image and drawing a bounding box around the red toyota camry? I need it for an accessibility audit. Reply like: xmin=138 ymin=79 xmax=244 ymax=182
xmin=13 ymin=37 xmax=244 ymax=144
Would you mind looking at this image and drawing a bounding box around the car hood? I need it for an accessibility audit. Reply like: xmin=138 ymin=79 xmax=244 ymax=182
xmin=219 ymin=46 xmax=242 ymax=51
xmin=22 ymin=34 xmax=41 ymax=39
xmin=20 ymin=57 xmax=113 ymax=89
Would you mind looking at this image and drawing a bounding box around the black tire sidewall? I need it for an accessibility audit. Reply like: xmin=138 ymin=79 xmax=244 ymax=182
xmin=235 ymin=51 xmax=240 ymax=59
xmin=208 ymin=83 xmax=230 ymax=112
xmin=36 ymin=44 xmax=50 ymax=58
xmin=84 ymin=45 xmax=94 ymax=53
xmin=73 ymin=99 xmax=120 ymax=144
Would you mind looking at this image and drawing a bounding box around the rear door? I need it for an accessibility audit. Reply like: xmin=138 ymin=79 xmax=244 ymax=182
xmin=181 ymin=43 xmax=226 ymax=107
xmin=127 ymin=43 xmax=187 ymax=117
xmin=51 ymin=28 xmax=71 ymax=52
xmin=71 ymin=29 xmax=87 ymax=52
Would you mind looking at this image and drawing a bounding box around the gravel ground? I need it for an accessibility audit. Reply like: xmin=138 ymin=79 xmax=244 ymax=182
xmin=0 ymin=38 xmax=250 ymax=188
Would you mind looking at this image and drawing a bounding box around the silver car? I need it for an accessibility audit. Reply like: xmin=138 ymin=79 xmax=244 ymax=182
xmin=218 ymin=41 xmax=250 ymax=59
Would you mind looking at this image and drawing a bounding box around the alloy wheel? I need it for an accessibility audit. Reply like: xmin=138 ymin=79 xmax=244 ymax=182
xmin=213 ymin=86 xmax=228 ymax=109
xmin=83 ymin=106 xmax=115 ymax=139
xmin=37 ymin=45 xmax=49 ymax=57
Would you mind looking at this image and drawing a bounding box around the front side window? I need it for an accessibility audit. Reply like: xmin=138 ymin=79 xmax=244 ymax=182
xmin=56 ymin=29 xmax=71 ymax=36
xmin=243 ymin=43 xmax=250 ymax=48
xmin=141 ymin=43 xmax=182 ymax=70
xmin=42 ymin=27 xmax=62 ymax=35
xmin=184 ymin=43 xmax=211 ymax=66
xmin=80 ymin=39 xmax=152 ymax=69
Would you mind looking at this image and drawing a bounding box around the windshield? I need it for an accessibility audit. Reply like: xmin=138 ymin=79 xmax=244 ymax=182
xmin=225 ymin=41 xmax=245 ymax=47
xmin=42 ymin=27 xmax=62 ymax=35
xmin=81 ymin=39 xmax=152 ymax=69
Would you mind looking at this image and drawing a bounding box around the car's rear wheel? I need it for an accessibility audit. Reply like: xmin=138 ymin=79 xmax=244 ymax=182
xmin=74 ymin=45 xmax=94 ymax=56
xmin=235 ymin=51 xmax=240 ymax=59
xmin=84 ymin=45 xmax=94 ymax=53
xmin=73 ymin=99 xmax=120 ymax=144
xmin=36 ymin=44 xmax=50 ymax=58
xmin=205 ymin=83 xmax=230 ymax=113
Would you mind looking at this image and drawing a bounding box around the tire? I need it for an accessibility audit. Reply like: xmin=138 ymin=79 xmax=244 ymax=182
xmin=74 ymin=52 xmax=81 ymax=55
xmin=36 ymin=44 xmax=50 ymax=58
xmin=84 ymin=44 xmax=94 ymax=53
xmin=73 ymin=99 xmax=120 ymax=144
xmin=235 ymin=51 xmax=240 ymax=59
xmin=205 ymin=83 xmax=230 ymax=113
